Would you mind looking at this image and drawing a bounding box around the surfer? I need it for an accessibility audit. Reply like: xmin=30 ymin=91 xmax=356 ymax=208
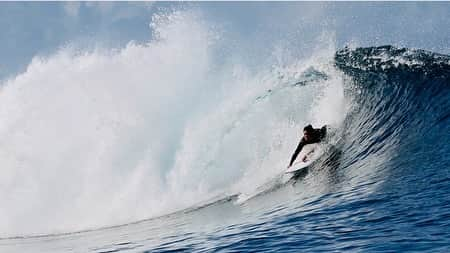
xmin=287 ymin=124 xmax=327 ymax=168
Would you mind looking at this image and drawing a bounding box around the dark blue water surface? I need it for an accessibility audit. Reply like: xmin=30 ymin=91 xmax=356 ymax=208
xmin=1 ymin=46 xmax=449 ymax=252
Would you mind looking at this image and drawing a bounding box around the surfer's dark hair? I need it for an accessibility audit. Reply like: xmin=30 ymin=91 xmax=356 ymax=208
xmin=303 ymin=125 xmax=314 ymax=132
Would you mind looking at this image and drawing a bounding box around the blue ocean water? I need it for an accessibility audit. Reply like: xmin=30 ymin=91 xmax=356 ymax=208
xmin=1 ymin=45 xmax=449 ymax=252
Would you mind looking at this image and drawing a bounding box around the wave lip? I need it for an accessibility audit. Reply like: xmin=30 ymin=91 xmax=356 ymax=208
xmin=335 ymin=45 xmax=450 ymax=74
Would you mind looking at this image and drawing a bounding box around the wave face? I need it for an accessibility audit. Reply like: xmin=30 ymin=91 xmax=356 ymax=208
xmin=335 ymin=45 xmax=450 ymax=174
xmin=324 ymin=46 xmax=450 ymax=251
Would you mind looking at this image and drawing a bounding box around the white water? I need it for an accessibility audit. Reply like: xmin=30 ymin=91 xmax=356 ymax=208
xmin=0 ymin=10 xmax=347 ymax=237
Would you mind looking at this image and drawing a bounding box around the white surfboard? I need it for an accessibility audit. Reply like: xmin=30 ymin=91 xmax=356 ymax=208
xmin=285 ymin=143 xmax=324 ymax=174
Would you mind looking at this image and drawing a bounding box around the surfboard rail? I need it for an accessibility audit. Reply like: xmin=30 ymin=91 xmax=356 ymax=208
xmin=285 ymin=143 xmax=325 ymax=174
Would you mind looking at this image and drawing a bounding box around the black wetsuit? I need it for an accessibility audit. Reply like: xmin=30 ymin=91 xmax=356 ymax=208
xmin=289 ymin=126 xmax=327 ymax=167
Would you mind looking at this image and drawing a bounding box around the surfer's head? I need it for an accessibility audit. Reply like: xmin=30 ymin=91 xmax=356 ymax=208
xmin=303 ymin=124 xmax=314 ymax=141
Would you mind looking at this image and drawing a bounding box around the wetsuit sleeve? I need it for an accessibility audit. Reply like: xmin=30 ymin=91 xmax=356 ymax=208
xmin=289 ymin=139 xmax=305 ymax=166
xmin=320 ymin=125 xmax=327 ymax=140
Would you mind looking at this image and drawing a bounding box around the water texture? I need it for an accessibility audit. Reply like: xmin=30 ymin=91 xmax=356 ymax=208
xmin=1 ymin=7 xmax=449 ymax=253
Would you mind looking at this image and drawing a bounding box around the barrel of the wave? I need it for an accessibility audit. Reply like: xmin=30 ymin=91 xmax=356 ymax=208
xmin=334 ymin=45 xmax=450 ymax=163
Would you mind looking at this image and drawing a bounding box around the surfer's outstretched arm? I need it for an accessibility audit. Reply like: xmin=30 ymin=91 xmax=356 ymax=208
xmin=289 ymin=140 xmax=305 ymax=167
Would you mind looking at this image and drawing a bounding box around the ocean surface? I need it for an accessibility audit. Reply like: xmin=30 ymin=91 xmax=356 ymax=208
xmin=1 ymin=5 xmax=450 ymax=251
xmin=1 ymin=44 xmax=449 ymax=252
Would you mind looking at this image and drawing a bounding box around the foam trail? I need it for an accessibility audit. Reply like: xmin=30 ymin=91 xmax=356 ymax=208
xmin=0 ymin=10 xmax=346 ymax=237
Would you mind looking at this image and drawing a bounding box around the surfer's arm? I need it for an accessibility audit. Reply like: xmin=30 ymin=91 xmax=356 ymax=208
xmin=320 ymin=125 xmax=327 ymax=140
xmin=289 ymin=140 xmax=305 ymax=167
